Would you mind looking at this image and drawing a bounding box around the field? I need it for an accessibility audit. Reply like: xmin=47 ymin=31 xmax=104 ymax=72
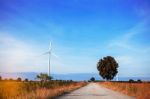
xmin=0 ymin=80 xmax=87 ymax=99
xmin=99 ymin=82 xmax=150 ymax=99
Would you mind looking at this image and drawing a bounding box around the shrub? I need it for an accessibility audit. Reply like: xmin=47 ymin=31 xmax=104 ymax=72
xmin=17 ymin=77 xmax=22 ymax=81
xmin=9 ymin=78 xmax=13 ymax=81
xmin=137 ymin=79 xmax=142 ymax=83
xmin=129 ymin=79 xmax=134 ymax=83
xmin=24 ymin=78 xmax=28 ymax=82
xmin=90 ymin=77 xmax=95 ymax=82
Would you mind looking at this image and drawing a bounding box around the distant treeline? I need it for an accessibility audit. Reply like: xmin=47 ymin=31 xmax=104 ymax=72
xmin=93 ymin=80 xmax=150 ymax=83
xmin=88 ymin=77 xmax=150 ymax=83
xmin=0 ymin=75 xmax=76 ymax=82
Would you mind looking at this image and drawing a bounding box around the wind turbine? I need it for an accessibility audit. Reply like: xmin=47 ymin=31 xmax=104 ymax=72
xmin=116 ymin=73 xmax=119 ymax=81
xmin=42 ymin=42 xmax=58 ymax=77
xmin=43 ymin=42 xmax=52 ymax=76
xmin=48 ymin=42 xmax=52 ymax=76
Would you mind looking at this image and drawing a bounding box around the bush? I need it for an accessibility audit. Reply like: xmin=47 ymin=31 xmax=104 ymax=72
xmin=129 ymin=79 xmax=134 ymax=83
xmin=9 ymin=78 xmax=13 ymax=81
xmin=90 ymin=77 xmax=95 ymax=82
xmin=24 ymin=78 xmax=28 ymax=82
xmin=137 ymin=79 xmax=142 ymax=83
xmin=17 ymin=77 xmax=22 ymax=81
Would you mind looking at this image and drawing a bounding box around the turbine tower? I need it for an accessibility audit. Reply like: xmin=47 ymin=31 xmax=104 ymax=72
xmin=116 ymin=74 xmax=119 ymax=81
xmin=48 ymin=42 xmax=52 ymax=76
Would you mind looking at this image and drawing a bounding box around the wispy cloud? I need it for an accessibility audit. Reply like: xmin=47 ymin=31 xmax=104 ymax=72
xmin=108 ymin=19 xmax=148 ymax=52
xmin=107 ymin=19 xmax=150 ymax=76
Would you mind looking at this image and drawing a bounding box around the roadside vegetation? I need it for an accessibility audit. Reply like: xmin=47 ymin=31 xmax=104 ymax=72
xmin=99 ymin=81 xmax=150 ymax=99
xmin=0 ymin=75 xmax=87 ymax=99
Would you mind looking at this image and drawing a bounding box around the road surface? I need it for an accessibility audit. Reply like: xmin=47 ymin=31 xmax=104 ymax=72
xmin=57 ymin=83 xmax=135 ymax=99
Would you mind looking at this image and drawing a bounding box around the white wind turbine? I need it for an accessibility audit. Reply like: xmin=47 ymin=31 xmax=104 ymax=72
xmin=116 ymin=73 xmax=119 ymax=81
xmin=36 ymin=42 xmax=58 ymax=78
xmin=43 ymin=42 xmax=53 ymax=77
xmin=48 ymin=42 xmax=52 ymax=76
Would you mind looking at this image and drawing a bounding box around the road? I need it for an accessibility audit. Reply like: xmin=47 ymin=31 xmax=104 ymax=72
xmin=57 ymin=83 xmax=135 ymax=99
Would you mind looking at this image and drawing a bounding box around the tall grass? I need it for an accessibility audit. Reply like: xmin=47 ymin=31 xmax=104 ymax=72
xmin=99 ymin=82 xmax=150 ymax=99
xmin=0 ymin=80 xmax=86 ymax=99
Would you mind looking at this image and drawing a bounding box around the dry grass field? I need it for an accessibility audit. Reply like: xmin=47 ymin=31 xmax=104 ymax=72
xmin=0 ymin=80 xmax=87 ymax=99
xmin=99 ymin=82 xmax=150 ymax=99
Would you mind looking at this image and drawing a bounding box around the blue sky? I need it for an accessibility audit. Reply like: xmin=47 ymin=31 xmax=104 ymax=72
xmin=0 ymin=0 xmax=150 ymax=77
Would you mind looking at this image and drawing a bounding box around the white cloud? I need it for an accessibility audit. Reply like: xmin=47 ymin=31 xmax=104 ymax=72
xmin=108 ymin=19 xmax=148 ymax=52
xmin=107 ymin=19 xmax=150 ymax=76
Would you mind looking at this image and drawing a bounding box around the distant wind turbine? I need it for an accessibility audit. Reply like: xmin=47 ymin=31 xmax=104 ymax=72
xmin=42 ymin=42 xmax=53 ymax=76
xmin=48 ymin=42 xmax=52 ymax=76
xmin=116 ymin=74 xmax=119 ymax=81
xmin=36 ymin=42 xmax=58 ymax=77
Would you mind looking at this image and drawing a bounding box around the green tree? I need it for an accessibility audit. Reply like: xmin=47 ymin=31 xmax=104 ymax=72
xmin=90 ymin=77 xmax=95 ymax=82
xmin=36 ymin=73 xmax=53 ymax=81
xmin=17 ymin=77 xmax=22 ymax=81
xmin=97 ymin=56 xmax=118 ymax=80
xmin=24 ymin=78 xmax=28 ymax=82
xmin=129 ymin=79 xmax=134 ymax=83
xmin=9 ymin=78 xmax=13 ymax=81
xmin=137 ymin=79 xmax=142 ymax=83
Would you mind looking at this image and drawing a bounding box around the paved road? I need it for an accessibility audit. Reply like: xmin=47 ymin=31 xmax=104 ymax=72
xmin=57 ymin=83 xmax=135 ymax=99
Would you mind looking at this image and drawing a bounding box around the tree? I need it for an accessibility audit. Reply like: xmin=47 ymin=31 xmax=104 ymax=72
xmin=97 ymin=56 xmax=118 ymax=80
xmin=0 ymin=76 xmax=2 ymax=80
xmin=17 ymin=77 xmax=22 ymax=81
xmin=24 ymin=78 xmax=28 ymax=82
xmin=129 ymin=79 xmax=134 ymax=83
xmin=137 ymin=79 xmax=142 ymax=83
xmin=36 ymin=73 xmax=53 ymax=81
xmin=90 ymin=77 xmax=95 ymax=82
xmin=9 ymin=78 xmax=13 ymax=81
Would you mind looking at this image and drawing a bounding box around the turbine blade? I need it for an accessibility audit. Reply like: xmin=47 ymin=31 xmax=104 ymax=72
xmin=42 ymin=51 xmax=50 ymax=55
xmin=52 ymin=53 xmax=58 ymax=58
xmin=49 ymin=41 xmax=52 ymax=51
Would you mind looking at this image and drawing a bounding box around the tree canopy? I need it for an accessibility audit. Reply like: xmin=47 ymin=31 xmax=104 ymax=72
xmin=90 ymin=77 xmax=95 ymax=82
xmin=36 ymin=73 xmax=53 ymax=81
xmin=17 ymin=77 xmax=22 ymax=81
xmin=97 ymin=56 xmax=118 ymax=80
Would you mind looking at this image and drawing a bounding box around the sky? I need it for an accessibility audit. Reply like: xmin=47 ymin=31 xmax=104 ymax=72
xmin=0 ymin=0 xmax=150 ymax=77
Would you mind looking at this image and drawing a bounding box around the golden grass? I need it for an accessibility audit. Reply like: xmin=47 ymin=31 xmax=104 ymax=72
xmin=0 ymin=81 xmax=87 ymax=99
xmin=99 ymin=82 xmax=150 ymax=99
